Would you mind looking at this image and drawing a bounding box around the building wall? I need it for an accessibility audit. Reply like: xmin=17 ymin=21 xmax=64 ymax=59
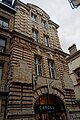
xmin=67 ymin=53 xmax=80 ymax=101
xmin=0 ymin=3 xmax=15 ymax=120
xmin=0 ymin=0 xmax=80 ymax=120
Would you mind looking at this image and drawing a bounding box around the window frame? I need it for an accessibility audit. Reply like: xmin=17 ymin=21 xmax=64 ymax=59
xmin=0 ymin=37 xmax=6 ymax=53
xmin=44 ymin=35 xmax=49 ymax=46
xmin=48 ymin=60 xmax=55 ymax=79
xmin=0 ymin=17 xmax=9 ymax=30
xmin=41 ymin=19 xmax=46 ymax=27
xmin=31 ymin=13 xmax=37 ymax=22
xmin=32 ymin=29 xmax=38 ymax=42
xmin=34 ymin=56 xmax=42 ymax=76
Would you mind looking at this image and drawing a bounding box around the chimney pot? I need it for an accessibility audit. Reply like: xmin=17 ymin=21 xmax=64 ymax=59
xmin=68 ymin=44 xmax=77 ymax=55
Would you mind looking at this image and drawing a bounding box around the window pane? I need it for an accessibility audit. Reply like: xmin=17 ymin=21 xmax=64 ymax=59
xmin=31 ymin=13 xmax=36 ymax=21
xmin=0 ymin=38 xmax=6 ymax=53
xmin=3 ymin=21 xmax=8 ymax=29
xmin=0 ymin=17 xmax=9 ymax=29
xmin=37 ymin=58 xmax=41 ymax=64
xmin=0 ymin=47 xmax=4 ymax=53
xmin=44 ymin=36 xmax=49 ymax=46
xmin=38 ymin=65 xmax=42 ymax=76
xmin=35 ymin=64 xmax=38 ymax=75
xmin=0 ymin=20 xmax=2 ymax=28
xmin=0 ymin=39 xmax=5 ymax=46
xmin=35 ymin=57 xmax=42 ymax=76
xmin=41 ymin=19 xmax=46 ymax=27
xmin=48 ymin=61 xmax=55 ymax=79
xmin=32 ymin=29 xmax=38 ymax=41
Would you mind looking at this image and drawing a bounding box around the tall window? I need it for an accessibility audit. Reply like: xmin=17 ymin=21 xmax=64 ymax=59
xmin=41 ymin=19 xmax=46 ymax=27
xmin=34 ymin=56 xmax=42 ymax=76
xmin=48 ymin=60 xmax=55 ymax=79
xmin=0 ymin=37 xmax=6 ymax=53
xmin=0 ymin=17 xmax=9 ymax=30
xmin=32 ymin=29 xmax=38 ymax=42
xmin=31 ymin=13 xmax=37 ymax=21
xmin=44 ymin=35 xmax=49 ymax=46
xmin=0 ymin=65 xmax=2 ymax=81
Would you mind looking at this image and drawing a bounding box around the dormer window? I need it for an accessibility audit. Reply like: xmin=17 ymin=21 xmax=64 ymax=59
xmin=44 ymin=35 xmax=49 ymax=46
xmin=31 ymin=13 xmax=37 ymax=21
xmin=32 ymin=29 xmax=38 ymax=42
xmin=41 ymin=19 xmax=46 ymax=27
xmin=0 ymin=17 xmax=9 ymax=30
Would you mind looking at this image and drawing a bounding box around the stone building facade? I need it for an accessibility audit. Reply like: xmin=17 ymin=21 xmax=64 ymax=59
xmin=67 ymin=44 xmax=80 ymax=107
xmin=0 ymin=0 xmax=15 ymax=119
xmin=0 ymin=0 xmax=80 ymax=120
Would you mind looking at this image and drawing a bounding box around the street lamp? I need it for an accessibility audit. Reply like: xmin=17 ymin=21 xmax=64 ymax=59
xmin=68 ymin=0 xmax=80 ymax=9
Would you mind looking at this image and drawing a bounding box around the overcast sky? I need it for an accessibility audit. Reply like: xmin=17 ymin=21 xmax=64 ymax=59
xmin=21 ymin=0 xmax=80 ymax=53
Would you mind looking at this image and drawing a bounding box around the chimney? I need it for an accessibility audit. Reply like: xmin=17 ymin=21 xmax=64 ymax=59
xmin=68 ymin=44 xmax=77 ymax=55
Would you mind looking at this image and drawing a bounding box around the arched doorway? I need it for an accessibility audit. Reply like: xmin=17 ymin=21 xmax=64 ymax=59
xmin=34 ymin=94 xmax=67 ymax=120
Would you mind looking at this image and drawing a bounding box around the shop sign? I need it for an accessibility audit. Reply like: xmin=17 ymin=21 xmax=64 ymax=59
xmin=34 ymin=105 xmax=55 ymax=113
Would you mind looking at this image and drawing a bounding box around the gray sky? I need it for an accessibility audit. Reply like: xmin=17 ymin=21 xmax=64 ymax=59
xmin=21 ymin=0 xmax=80 ymax=53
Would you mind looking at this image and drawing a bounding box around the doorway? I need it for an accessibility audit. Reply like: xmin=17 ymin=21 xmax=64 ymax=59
xmin=34 ymin=94 xmax=67 ymax=120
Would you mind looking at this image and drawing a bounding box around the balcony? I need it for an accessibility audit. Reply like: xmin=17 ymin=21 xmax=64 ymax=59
xmin=33 ymin=75 xmax=63 ymax=91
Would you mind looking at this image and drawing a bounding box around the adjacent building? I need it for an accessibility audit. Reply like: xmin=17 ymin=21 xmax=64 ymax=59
xmin=0 ymin=0 xmax=15 ymax=119
xmin=67 ymin=44 xmax=80 ymax=107
xmin=0 ymin=0 xmax=80 ymax=120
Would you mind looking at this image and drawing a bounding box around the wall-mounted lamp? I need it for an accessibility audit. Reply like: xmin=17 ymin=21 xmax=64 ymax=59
xmin=68 ymin=0 xmax=80 ymax=9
